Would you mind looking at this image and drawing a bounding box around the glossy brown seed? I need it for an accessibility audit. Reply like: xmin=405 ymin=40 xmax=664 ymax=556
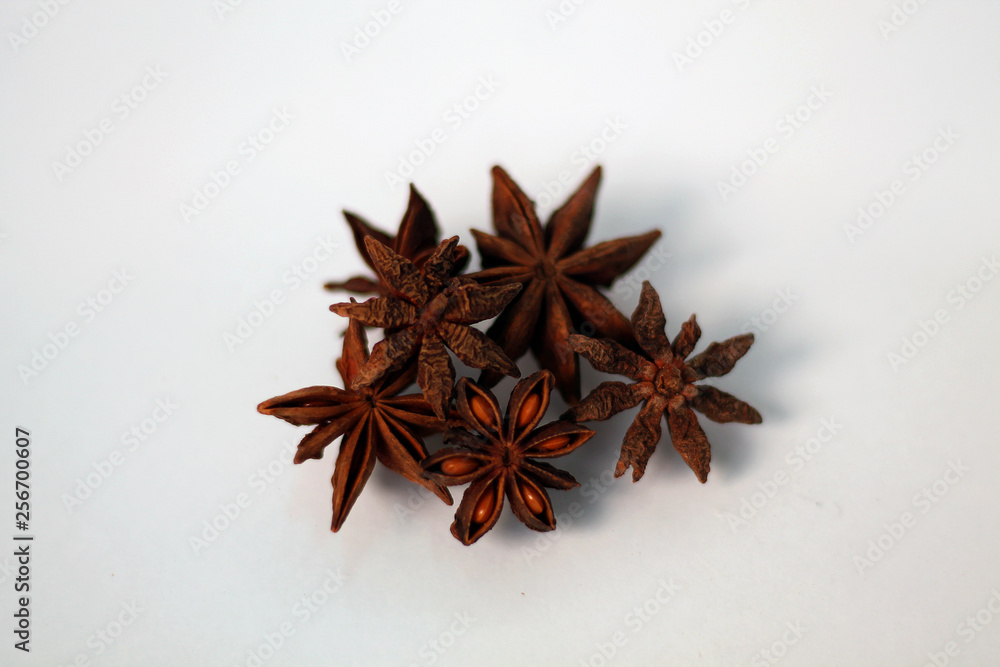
xmin=470 ymin=395 xmax=496 ymax=429
xmin=423 ymin=371 xmax=588 ymax=545
xmin=520 ymin=482 xmax=544 ymax=515
xmin=440 ymin=456 xmax=479 ymax=476
xmin=472 ymin=490 xmax=496 ymax=524
xmin=535 ymin=434 xmax=571 ymax=451
xmin=516 ymin=393 xmax=542 ymax=428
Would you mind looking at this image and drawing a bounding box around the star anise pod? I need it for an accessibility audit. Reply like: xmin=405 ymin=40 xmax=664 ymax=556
xmin=564 ymin=281 xmax=761 ymax=483
xmin=324 ymin=184 xmax=469 ymax=295
xmin=257 ymin=317 xmax=451 ymax=532
xmin=329 ymin=236 xmax=522 ymax=420
xmin=465 ymin=165 xmax=662 ymax=404
xmin=421 ymin=371 xmax=595 ymax=545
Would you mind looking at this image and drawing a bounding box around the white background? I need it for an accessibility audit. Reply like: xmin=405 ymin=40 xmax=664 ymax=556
xmin=2 ymin=1 xmax=999 ymax=665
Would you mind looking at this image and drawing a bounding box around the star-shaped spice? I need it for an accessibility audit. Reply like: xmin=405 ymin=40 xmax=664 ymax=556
xmin=257 ymin=317 xmax=451 ymax=532
xmin=421 ymin=371 xmax=595 ymax=545
xmin=466 ymin=165 xmax=661 ymax=404
xmin=324 ymin=184 xmax=469 ymax=295
xmin=564 ymin=281 xmax=761 ymax=483
xmin=330 ymin=236 xmax=522 ymax=420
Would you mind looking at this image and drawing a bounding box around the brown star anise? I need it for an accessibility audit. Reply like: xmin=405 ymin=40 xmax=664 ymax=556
xmin=324 ymin=184 xmax=469 ymax=295
xmin=257 ymin=317 xmax=451 ymax=532
xmin=564 ymin=281 xmax=761 ymax=483
xmin=421 ymin=371 xmax=595 ymax=545
xmin=466 ymin=165 xmax=661 ymax=404
xmin=330 ymin=236 xmax=522 ymax=420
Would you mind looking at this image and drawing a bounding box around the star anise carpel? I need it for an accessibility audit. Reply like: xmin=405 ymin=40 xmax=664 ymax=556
xmin=465 ymin=165 xmax=662 ymax=404
xmin=324 ymin=184 xmax=469 ymax=295
xmin=564 ymin=281 xmax=761 ymax=483
xmin=421 ymin=371 xmax=595 ymax=545
xmin=257 ymin=317 xmax=450 ymax=532
xmin=329 ymin=235 xmax=522 ymax=421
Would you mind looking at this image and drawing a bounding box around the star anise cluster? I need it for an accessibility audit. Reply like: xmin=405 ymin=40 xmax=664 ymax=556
xmin=258 ymin=165 xmax=765 ymax=545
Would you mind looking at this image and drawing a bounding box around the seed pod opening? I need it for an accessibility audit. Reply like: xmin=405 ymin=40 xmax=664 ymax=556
xmin=535 ymin=434 xmax=571 ymax=452
xmin=516 ymin=393 xmax=543 ymax=428
xmin=472 ymin=488 xmax=496 ymax=525
xmin=439 ymin=455 xmax=479 ymax=477
xmin=469 ymin=395 xmax=497 ymax=430
xmin=519 ymin=479 xmax=545 ymax=516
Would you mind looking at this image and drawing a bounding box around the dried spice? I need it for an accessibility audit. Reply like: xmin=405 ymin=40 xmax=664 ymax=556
xmin=257 ymin=317 xmax=451 ymax=532
xmin=422 ymin=371 xmax=595 ymax=545
xmin=330 ymin=236 xmax=522 ymax=420
xmin=564 ymin=281 xmax=761 ymax=483
xmin=324 ymin=184 xmax=469 ymax=295
xmin=465 ymin=166 xmax=661 ymax=403
xmin=260 ymin=164 xmax=772 ymax=544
